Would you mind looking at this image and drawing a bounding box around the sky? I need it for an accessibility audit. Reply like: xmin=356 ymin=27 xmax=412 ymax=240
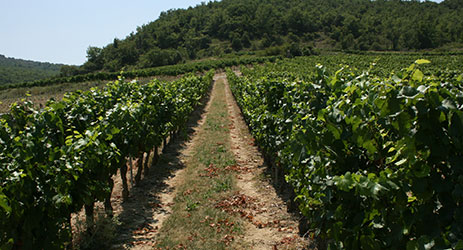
xmin=0 ymin=0 xmax=444 ymax=66
xmin=0 ymin=0 xmax=208 ymax=65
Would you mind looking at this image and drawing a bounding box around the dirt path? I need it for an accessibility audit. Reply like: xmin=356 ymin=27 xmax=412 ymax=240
xmin=220 ymin=72 xmax=309 ymax=249
xmin=78 ymin=72 xmax=309 ymax=249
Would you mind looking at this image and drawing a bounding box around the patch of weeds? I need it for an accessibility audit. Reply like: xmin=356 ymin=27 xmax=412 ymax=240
xmin=175 ymin=189 xmax=195 ymax=203
xmin=205 ymin=119 xmax=222 ymax=131
xmin=198 ymin=155 xmax=214 ymax=167
xmin=213 ymin=177 xmax=232 ymax=193
xmin=232 ymin=224 xmax=243 ymax=234
xmin=217 ymin=145 xmax=227 ymax=153
xmin=203 ymin=190 xmax=213 ymax=199
xmin=186 ymin=198 xmax=200 ymax=211
xmin=224 ymin=158 xmax=236 ymax=167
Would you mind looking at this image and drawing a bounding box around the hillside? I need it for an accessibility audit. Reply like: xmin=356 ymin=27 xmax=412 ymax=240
xmin=0 ymin=55 xmax=63 ymax=85
xmin=76 ymin=0 xmax=463 ymax=74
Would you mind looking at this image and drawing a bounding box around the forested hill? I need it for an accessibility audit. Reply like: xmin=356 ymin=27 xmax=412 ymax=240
xmin=75 ymin=0 xmax=463 ymax=74
xmin=0 ymin=55 xmax=63 ymax=85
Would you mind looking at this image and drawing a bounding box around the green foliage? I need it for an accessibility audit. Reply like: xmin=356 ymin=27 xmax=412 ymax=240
xmin=0 ymin=71 xmax=214 ymax=248
xmin=228 ymin=55 xmax=463 ymax=249
xmin=77 ymin=0 xmax=463 ymax=73
xmin=1 ymin=56 xmax=279 ymax=91
xmin=138 ymin=47 xmax=182 ymax=68
xmin=0 ymin=54 xmax=62 ymax=85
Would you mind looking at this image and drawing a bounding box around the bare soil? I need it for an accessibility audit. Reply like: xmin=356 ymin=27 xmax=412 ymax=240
xmin=221 ymin=72 xmax=310 ymax=249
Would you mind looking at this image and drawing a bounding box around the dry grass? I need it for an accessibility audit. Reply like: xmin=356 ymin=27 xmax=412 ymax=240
xmin=154 ymin=78 xmax=248 ymax=249
xmin=0 ymin=81 xmax=106 ymax=112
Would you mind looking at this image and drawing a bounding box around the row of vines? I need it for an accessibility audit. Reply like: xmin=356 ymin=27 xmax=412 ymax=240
xmin=227 ymin=56 xmax=463 ymax=249
xmin=0 ymin=71 xmax=214 ymax=249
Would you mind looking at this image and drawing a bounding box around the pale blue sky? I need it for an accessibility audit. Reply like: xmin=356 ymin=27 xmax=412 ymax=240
xmin=0 ymin=0 xmax=444 ymax=65
xmin=0 ymin=0 xmax=208 ymax=65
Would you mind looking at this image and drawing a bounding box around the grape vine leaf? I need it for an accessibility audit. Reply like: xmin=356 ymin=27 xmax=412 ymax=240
xmin=412 ymin=69 xmax=424 ymax=82
xmin=0 ymin=193 xmax=11 ymax=213
xmin=414 ymin=59 xmax=431 ymax=65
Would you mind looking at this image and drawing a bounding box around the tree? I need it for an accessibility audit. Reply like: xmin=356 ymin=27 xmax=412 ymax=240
xmin=138 ymin=47 xmax=182 ymax=68
xmin=75 ymin=0 xmax=463 ymax=73
xmin=341 ymin=33 xmax=355 ymax=50
xmin=231 ymin=34 xmax=243 ymax=51
xmin=82 ymin=46 xmax=103 ymax=72
xmin=59 ymin=65 xmax=81 ymax=77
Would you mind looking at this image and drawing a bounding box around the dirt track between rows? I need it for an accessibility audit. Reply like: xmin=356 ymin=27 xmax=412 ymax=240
xmin=74 ymin=72 xmax=310 ymax=249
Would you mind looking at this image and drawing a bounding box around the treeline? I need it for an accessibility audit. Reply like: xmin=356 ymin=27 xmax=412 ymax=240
xmin=73 ymin=0 xmax=463 ymax=74
xmin=1 ymin=56 xmax=278 ymax=91
xmin=0 ymin=55 xmax=62 ymax=85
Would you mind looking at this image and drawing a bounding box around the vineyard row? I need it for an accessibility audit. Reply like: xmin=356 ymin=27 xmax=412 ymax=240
xmin=0 ymin=71 xmax=214 ymax=249
xmin=227 ymin=59 xmax=463 ymax=249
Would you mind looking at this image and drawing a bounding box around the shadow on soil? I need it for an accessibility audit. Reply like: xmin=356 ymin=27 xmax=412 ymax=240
xmin=226 ymin=71 xmax=316 ymax=249
xmin=252 ymin=136 xmax=317 ymax=250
